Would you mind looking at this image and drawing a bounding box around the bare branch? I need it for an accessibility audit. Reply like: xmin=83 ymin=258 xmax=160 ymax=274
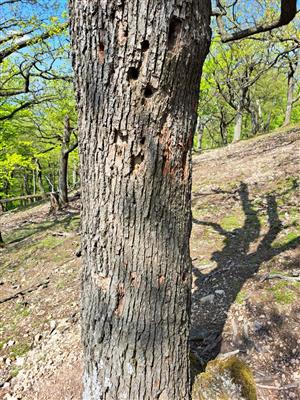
xmin=0 ymin=22 xmax=68 ymax=64
xmin=215 ymin=0 xmax=297 ymax=43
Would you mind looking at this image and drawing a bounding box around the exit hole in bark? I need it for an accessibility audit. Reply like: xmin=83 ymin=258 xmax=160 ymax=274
xmin=141 ymin=40 xmax=150 ymax=52
xmin=127 ymin=67 xmax=139 ymax=81
xmin=114 ymin=129 xmax=128 ymax=144
xmin=140 ymin=137 xmax=146 ymax=145
xmin=168 ymin=16 xmax=182 ymax=49
xmin=144 ymin=84 xmax=155 ymax=98
xmin=98 ymin=42 xmax=105 ymax=64
xmin=131 ymin=152 xmax=144 ymax=173
xmin=182 ymin=272 xmax=188 ymax=282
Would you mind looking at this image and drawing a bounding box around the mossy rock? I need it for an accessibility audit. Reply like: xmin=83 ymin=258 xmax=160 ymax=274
xmin=192 ymin=356 xmax=257 ymax=400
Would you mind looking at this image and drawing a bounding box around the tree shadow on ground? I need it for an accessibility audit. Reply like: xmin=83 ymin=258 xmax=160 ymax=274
xmin=190 ymin=182 xmax=300 ymax=372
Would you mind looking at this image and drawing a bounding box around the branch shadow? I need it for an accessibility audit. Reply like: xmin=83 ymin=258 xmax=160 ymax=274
xmin=190 ymin=182 xmax=300 ymax=372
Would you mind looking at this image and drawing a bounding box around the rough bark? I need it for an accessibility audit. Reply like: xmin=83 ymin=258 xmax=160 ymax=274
xmin=70 ymin=1 xmax=211 ymax=399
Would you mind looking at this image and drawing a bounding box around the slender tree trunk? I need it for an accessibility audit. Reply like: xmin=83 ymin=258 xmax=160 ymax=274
xmin=195 ymin=117 xmax=204 ymax=152
xmin=58 ymin=117 xmax=78 ymax=204
xmin=250 ymin=107 xmax=259 ymax=136
xmin=32 ymin=169 xmax=36 ymax=195
xmin=233 ymin=107 xmax=243 ymax=142
xmin=35 ymin=160 xmax=46 ymax=199
xmin=70 ymin=1 xmax=211 ymax=399
xmin=219 ymin=109 xmax=228 ymax=145
xmin=283 ymin=62 xmax=296 ymax=126
xmin=59 ymin=153 xmax=69 ymax=204
xmin=58 ymin=117 xmax=72 ymax=205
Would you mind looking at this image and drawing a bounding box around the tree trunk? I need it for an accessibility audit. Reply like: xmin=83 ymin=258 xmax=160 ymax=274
xmin=70 ymin=1 xmax=211 ymax=399
xmin=35 ymin=160 xmax=47 ymax=199
xmin=283 ymin=62 xmax=296 ymax=126
xmin=0 ymin=231 xmax=4 ymax=247
xmin=195 ymin=117 xmax=204 ymax=152
xmin=58 ymin=117 xmax=71 ymax=205
xmin=250 ymin=107 xmax=259 ymax=136
xmin=32 ymin=169 xmax=36 ymax=195
xmin=58 ymin=117 xmax=78 ymax=205
xmin=233 ymin=108 xmax=243 ymax=142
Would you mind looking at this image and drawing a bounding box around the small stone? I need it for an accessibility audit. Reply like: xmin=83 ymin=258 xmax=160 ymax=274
xmin=5 ymin=358 xmax=11 ymax=366
xmin=253 ymin=321 xmax=263 ymax=332
xmin=15 ymin=356 xmax=25 ymax=366
xmin=215 ymin=290 xmax=225 ymax=296
xmin=49 ymin=320 xmax=56 ymax=333
xmin=200 ymin=294 xmax=215 ymax=304
xmin=7 ymin=339 xmax=15 ymax=347
xmin=3 ymin=381 xmax=10 ymax=389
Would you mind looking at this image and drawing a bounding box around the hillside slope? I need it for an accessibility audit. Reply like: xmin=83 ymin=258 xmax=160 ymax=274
xmin=191 ymin=126 xmax=300 ymax=400
xmin=0 ymin=126 xmax=299 ymax=400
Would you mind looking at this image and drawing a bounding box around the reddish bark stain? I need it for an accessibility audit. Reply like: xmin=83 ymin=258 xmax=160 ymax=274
xmin=98 ymin=42 xmax=105 ymax=64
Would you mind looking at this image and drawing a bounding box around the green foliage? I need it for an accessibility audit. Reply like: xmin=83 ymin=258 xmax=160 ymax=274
xmin=197 ymin=20 xmax=300 ymax=150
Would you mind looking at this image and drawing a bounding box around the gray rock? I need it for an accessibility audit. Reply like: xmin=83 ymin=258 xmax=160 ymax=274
xmin=200 ymin=294 xmax=215 ymax=304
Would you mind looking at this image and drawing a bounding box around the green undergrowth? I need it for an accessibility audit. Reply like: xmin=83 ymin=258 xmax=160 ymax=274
xmin=267 ymin=281 xmax=298 ymax=305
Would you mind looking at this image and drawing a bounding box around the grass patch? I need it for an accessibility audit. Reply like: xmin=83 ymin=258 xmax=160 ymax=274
xmin=9 ymin=343 xmax=30 ymax=359
xmin=268 ymin=281 xmax=297 ymax=305
xmin=11 ymin=366 xmax=22 ymax=377
xmin=35 ymin=235 xmax=64 ymax=249
xmin=220 ymin=214 xmax=241 ymax=231
xmin=273 ymin=231 xmax=300 ymax=248
xmin=15 ymin=303 xmax=31 ymax=318
xmin=235 ymin=290 xmax=247 ymax=305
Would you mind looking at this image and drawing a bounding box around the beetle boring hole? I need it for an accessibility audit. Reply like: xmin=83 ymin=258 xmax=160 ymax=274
xmin=127 ymin=67 xmax=139 ymax=81
xmin=168 ymin=16 xmax=182 ymax=49
xmin=144 ymin=84 xmax=155 ymax=98
xmin=98 ymin=42 xmax=105 ymax=64
xmin=141 ymin=40 xmax=150 ymax=52
xmin=131 ymin=152 xmax=144 ymax=173
xmin=140 ymin=137 xmax=146 ymax=145
xmin=182 ymin=272 xmax=188 ymax=282
xmin=114 ymin=129 xmax=128 ymax=144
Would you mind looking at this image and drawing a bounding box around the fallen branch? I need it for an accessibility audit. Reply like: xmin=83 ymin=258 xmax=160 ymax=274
xmin=260 ymin=273 xmax=300 ymax=283
xmin=0 ymin=279 xmax=50 ymax=304
xmin=257 ymin=383 xmax=298 ymax=390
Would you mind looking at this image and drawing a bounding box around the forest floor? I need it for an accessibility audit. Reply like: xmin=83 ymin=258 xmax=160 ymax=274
xmin=0 ymin=125 xmax=299 ymax=400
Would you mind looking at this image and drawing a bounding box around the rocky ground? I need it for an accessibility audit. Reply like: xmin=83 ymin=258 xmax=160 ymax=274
xmin=0 ymin=125 xmax=299 ymax=399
